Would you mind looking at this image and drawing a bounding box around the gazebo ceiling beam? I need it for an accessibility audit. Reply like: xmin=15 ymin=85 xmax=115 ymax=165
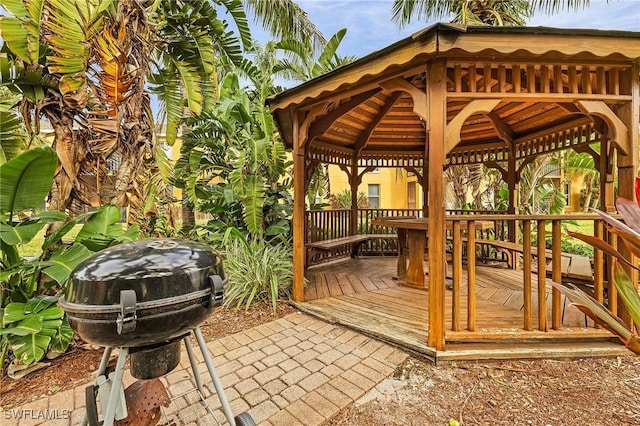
xmin=306 ymin=88 xmax=381 ymax=143
xmin=355 ymin=92 xmax=403 ymax=154
xmin=512 ymin=116 xmax=593 ymax=145
xmin=486 ymin=111 xmax=514 ymax=144
xmin=484 ymin=161 xmax=508 ymax=182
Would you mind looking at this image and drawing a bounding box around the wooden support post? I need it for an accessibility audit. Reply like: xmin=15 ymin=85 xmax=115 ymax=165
xmin=349 ymin=155 xmax=359 ymax=256
xmin=522 ymin=220 xmax=532 ymax=331
xmin=537 ymin=220 xmax=547 ymax=331
xmin=594 ymin=220 xmax=604 ymax=310
xmin=292 ymin=113 xmax=306 ymax=302
xmin=507 ymin=151 xmax=518 ymax=248
xmin=467 ymin=220 xmax=476 ymax=332
xmin=427 ymin=59 xmax=447 ymax=350
xmin=551 ymin=220 xmax=562 ymax=329
xmin=616 ymin=60 xmax=639 ymax=326
xmin=452 ymin=221 xmax=461 ymax=332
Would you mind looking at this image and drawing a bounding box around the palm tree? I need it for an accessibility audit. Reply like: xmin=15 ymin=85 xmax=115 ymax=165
xmin=274 ymin=28 xmax=358 ymax=205
xmin=391 ymin=0 xmax=593 ymax=27
xmin=0 ymin=0 xmax=325 ymax=226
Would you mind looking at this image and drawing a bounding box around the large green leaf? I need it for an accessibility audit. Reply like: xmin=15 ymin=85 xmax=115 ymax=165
xmin=2 ymin=301 xmax=28 ymax=323
xmin=0 ymin=222 xmax=46 ymax=245
xmin=9 ymin=333 xmax=50 ymax=365
xmin=39 ymin=243 xmax=92 ymax=285
xmin=313 ymin=28 xmax=347 ymax=77
xmin=0 ymin=147 xmax=57 ymax=215
xmin=241 ymin=175 xmax=264 ymax=236
xmin=74 ymin=204 xmax=122 ymax=246
xmin=48 ymin=315 xmax=72 ymax=355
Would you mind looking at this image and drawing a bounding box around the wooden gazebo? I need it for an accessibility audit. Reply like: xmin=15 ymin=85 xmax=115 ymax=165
xmin=268 ymin=24 xmax=640 ymax=361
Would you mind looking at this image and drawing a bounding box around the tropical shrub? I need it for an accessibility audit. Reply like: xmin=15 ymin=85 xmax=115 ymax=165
xmin=328 ymin=190 xmax=370 ymax=209
xmin=551 ymin=198 xmax=640 ymax=354
xmin=174 ymin=72 xmax=292 ymax=239
xmin=0 ymin=148 xmax=139 ymax=373
xmin=220 ymin=231 xmax=293 ymax=313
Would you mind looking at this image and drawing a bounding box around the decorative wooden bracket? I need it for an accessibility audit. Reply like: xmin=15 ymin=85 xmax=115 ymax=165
xmin=339 ymin=164 xmax=351 ymax=180
xmin=298 ymin=103 xmax=328 ymax=150
xmin=486 ymin=112 xmax=514 ymax=145
xmin=572 ymin=144 xmax=600 ymax=165
xmin=404 ymin=166 xmax=423 ymax=182
xmin=357 ymin=166 xmax=377 ymax=184
xmin=445 ymin=99 xmax=501 ymax=154
xmin=484 ymin=161 xmax=508 ymax=182
xmin=577 ymin=100 xmax=629 ymax=155
xmin=517 ymin=157 xmax=536 ymax=181
xmin=379 ymin=77 xmax=427 ymax=121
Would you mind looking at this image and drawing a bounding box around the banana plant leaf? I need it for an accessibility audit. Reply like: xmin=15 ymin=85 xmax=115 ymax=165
xmin=74 ymin=204 xmax=123 ymax=250
xmin=0 ymin=222 xmax=46 ymax=245
xmin=38 ymin=243 xmax=92 ymax=285
xmin=0 ymin=147 xmax=57 ymax=216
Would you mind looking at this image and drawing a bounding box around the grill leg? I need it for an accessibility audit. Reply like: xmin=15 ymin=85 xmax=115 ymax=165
xmin=183 ymin=336 xmax=205 ymax=394
xmin=193 ymin=327 xmax=236 ymax=426
xmin=102 ymin=347 xmax=129 ymax=426
xmin=82 ymin=347 xmax=113 ymax=426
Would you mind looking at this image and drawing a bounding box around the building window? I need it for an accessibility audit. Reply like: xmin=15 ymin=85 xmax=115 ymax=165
xmin=563 ymin=183 xmax=571 ymax=206
xmin=407 ymin=182 xmax=416 ymax=209
xmin=368 ymin=184 xmax=380 ymax=209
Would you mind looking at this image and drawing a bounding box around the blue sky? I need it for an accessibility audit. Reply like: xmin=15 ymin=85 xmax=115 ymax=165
xmin=251 ymin=0 xmax=640 ymax=60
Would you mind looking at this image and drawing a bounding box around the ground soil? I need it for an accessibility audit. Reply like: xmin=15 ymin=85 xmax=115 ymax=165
xmin=2 ymin=301 xmax=640 ymax=425
xmin=323 ymin=355 xmax=640 ymax=426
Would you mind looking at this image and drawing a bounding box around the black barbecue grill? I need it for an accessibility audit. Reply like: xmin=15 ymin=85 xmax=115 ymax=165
xmin=59 ymin=238 xmax=255 ymax=426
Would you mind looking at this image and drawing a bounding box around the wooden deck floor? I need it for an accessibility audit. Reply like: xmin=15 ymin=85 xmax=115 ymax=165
xmin=297 ymin=258 xmax=625 ymax=362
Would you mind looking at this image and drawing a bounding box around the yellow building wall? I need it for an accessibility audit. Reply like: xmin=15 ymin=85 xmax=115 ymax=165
xmin=326 ymin=165 xmax=420 ymax=209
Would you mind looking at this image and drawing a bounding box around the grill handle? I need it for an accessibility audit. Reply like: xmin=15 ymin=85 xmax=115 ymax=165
xmin=208 ymin=275 xmax=224 ymax=307
xmin=117 ymin=290 xmax=137 ymax=334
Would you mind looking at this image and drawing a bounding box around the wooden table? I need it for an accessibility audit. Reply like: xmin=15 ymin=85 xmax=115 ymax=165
xmin=371 ymin=217 xmax=494 ymax=289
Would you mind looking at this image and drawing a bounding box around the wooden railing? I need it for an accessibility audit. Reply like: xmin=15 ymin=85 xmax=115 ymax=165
xmin=445 ymin=214 xmax=615 ymax=338
xmin=305 ymin=208 xmax=511 ymax=265
xmin=306 ymin=209 xmax=421 ymax=264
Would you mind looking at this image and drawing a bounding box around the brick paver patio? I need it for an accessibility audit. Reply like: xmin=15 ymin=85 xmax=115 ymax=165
xmin=2 ymin=312 xmax=409 ymax=425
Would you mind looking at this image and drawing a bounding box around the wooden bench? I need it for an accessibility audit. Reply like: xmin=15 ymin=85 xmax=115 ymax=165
xmin=473 ymin=239 xmax=593 ymax=283
xmin=307 ymin=234 xmax=397 ymax=266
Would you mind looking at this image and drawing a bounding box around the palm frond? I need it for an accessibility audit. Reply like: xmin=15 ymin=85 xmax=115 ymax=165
xmin=148 ymin=63 xmax=182 ymax=146
xmin=215 ymin=0 xmax=253 ymax=50
xmin=530 ymin=0 xmax=591 ymax=14
xmin=391 ymin=0 xmax=452 ymax=28
xmin=242 ymin=0 xmax=326 ymax=55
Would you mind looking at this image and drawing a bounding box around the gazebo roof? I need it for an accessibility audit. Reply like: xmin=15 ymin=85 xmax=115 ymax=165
xmin=268 ymin=24 xmax=640 ymax=167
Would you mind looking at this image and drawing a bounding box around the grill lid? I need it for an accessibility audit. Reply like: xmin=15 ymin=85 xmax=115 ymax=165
xmin=65 ymin=238 xmax=223 ymax=306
